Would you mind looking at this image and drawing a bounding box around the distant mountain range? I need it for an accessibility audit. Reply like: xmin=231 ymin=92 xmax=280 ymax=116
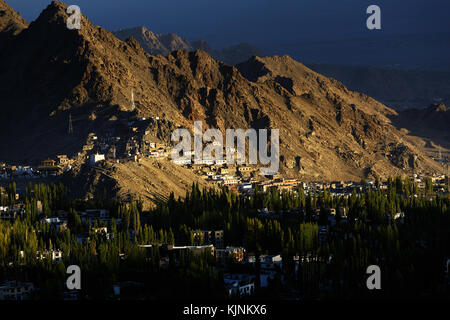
xmin=113 ymin=27 xmax=450 ymax=111
xmin=308 ymin=64 xmax=450 ymax=110
xmin=113 ymin=26 xmax=266 ymax=66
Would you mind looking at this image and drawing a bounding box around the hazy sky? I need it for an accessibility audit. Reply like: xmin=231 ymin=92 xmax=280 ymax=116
xmin=7 ymin=0 xmax=450 ymax=48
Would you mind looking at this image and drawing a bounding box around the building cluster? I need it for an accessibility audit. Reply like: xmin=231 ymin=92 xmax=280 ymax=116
xmin=17 ymin=249 xmax=64 ymax=262
xmin=84 ymin=117 xmax=172 ymax=165
xmin=0 ymin=204 xmax=25 ymax=220
xmin=0 ymin=155 xmax=73 ymax=179
xmin=0 ymin=281 xmax=35 ymax=300
xmin=186 ymin=163 xmax=258 ymax=186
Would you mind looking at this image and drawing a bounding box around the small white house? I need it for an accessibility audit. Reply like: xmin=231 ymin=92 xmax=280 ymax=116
xmin=90 ymin=153 xmax=105 ymax=166
xmin=172 ymin=158 xmax=191 ymax=165
xmin=215 ymin=159 xmax=227 ymax=165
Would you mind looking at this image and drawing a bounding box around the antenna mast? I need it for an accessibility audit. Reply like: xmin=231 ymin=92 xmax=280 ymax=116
xmin=68 ymin=114 xmax=73 ymax=134
xmin=447 ymin=161 xmax=450 ymax=194
xmin=131 ymin=89 xmax=136 ymax=110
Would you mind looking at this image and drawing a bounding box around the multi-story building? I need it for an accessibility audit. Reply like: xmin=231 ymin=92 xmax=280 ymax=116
xmin=90 ymin=153 xmax=106 ymax=166
xmin=56 ymin=155 xmax=70 ymax=166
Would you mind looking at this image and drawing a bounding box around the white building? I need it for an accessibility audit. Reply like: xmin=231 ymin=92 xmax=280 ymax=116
xmin=90 ymin=153 xmax=105 ymax=166
xmin=215 ymin=159 xmax=227 ymax=165
xmin=42 ymin=217 xmax=62 ymax=224
xmin=222 ymin=178 xmax=239 ymax=185
xmin=36 ymin=249 xmax=63 ymax=262
xmin=172 ymin=158 xmax=191 ymax=165
xmin=201 ymin=158 xmax=215 ymax=165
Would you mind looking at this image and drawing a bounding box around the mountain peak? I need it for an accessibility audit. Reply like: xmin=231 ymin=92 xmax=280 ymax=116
xmin=113 ymin=26 xmax=190 ymax=56
xmin=36 ymin=1 xmax=69 ymax=22
xmin=112 ymin=26 xmax=267 ymax=65
xmin=27 ymin=0 xmax=84 ymax=37
xmin=0 ymin=0 xmax=28 ymax=36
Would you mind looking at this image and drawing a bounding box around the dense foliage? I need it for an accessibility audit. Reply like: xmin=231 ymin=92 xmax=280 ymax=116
xmin=0 ymin=178 xmax=448 ymax=299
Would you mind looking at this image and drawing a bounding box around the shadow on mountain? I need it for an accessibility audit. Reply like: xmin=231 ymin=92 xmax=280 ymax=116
xmin=389 ymin=103 xmax=450 ymax=149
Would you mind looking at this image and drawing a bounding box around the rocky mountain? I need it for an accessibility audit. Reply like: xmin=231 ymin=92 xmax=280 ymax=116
xmin=309 ymin=64 xmax=450 ymax=110
xmin=113 ymin=27 xmax=191 ymax=56
xmin=0 ymin=0 xmax=27 ymax=48
xmin=0 ymin=1 xmax=443 ymax=204
xmin=393 ymin=103 xmax=450 ymax=149
xmin=113 ymin=26 xmax=266 ymax=65
xmin=0 ymin=0 xmax=27 ymax=35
